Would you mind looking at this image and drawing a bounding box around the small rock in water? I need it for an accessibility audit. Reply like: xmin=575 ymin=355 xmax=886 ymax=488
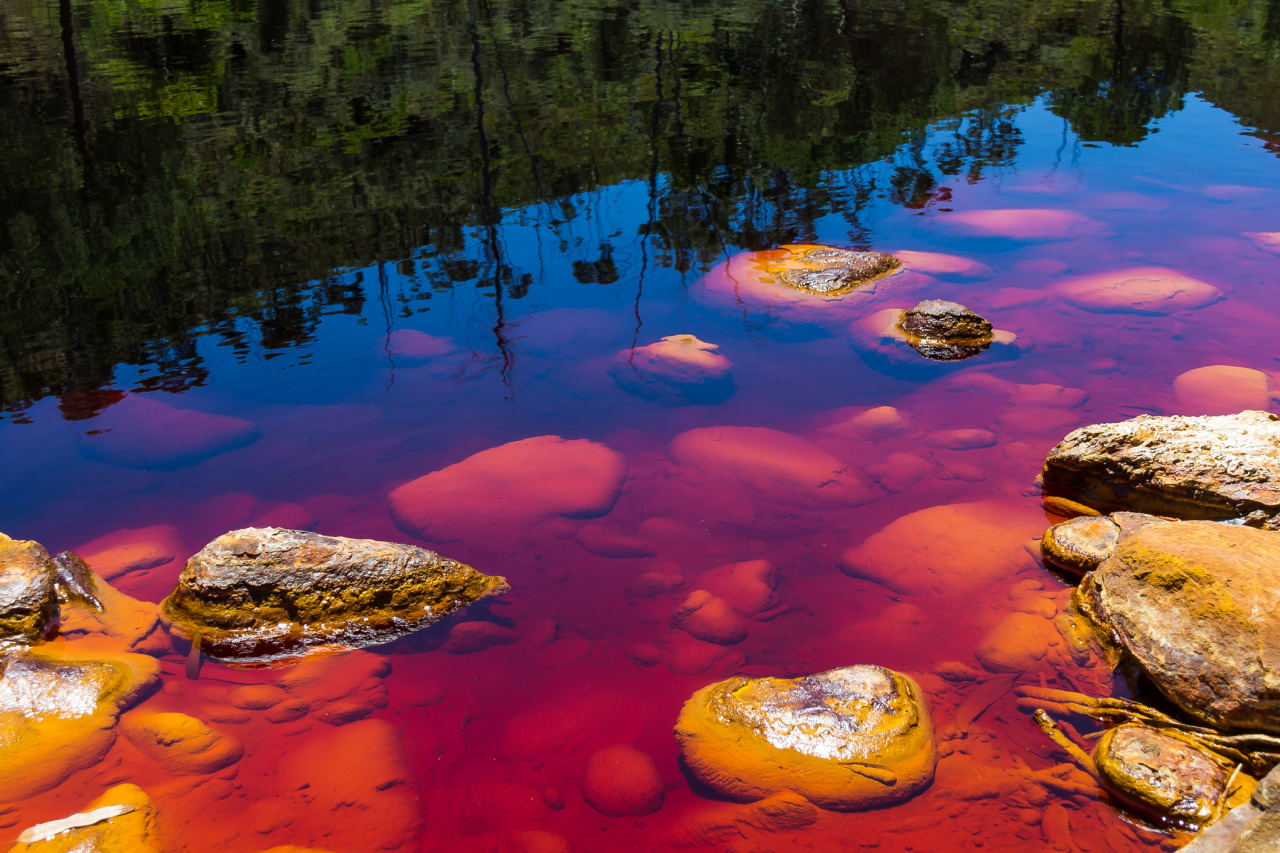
xmin=675 ymin=665 xmax=936 ymax=810
xmin=1040 ymin=512 xmax=1167 ymax=574
xmin=897 ymin=300 xmax=994 ymax=361
xmin=581 ymin=745 xmax=665 ymax=817
xmin=1094 ymin=724 xmax=1232 ymax=826
xmin=609 ymin=334 xmax=735 ymax=405
xmin=162 ymin=527 xmax=508 ymax=661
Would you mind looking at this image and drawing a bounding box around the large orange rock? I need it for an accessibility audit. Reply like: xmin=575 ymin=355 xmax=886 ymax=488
xmin=389 ymin=436 xmax=627 ymax=543
xmin=675 ymin=665 xmax=936 ymax=810
xmin=8 ymin=783 xmax=159 ymax=852
xmin=580 ymin=745 xmax=665 ymax=816
xmin=837 ymin=501 xmax=1041 ymax=596
xmin=0 ymin=649 xmax=159 ymax=802
xmin=1056 ymin=267 xmax=1221 ymax=315
xmin=121 ymin=712 xmax=243 ymax=775
xmin=1094 ymin=522 xmax=1280 ymax=733
xmin=669 ymin=426 xmax=874 ymax=509
xmin=76 ymin=394 xmax=259 ymax=470
xmin=1173 ymin=365 xmax=1273 ymax=415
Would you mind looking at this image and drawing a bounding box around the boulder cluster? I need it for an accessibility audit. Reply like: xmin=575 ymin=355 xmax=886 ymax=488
xmin=1037 ymin=410 xmax=1280 ymax=836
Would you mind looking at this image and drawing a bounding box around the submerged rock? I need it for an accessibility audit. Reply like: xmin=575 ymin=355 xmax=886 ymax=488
xmin=1094 ymin=725 xmax=1232 ymax=827
xmin=1094 ymin=521 xmax=1280 ymax=733
xmin=1042 ymin=410 xmax=1280 ymax=525
xmin=610 ymin=335 xmax=734 ymax=405
xmin=162 ymin=527 xmax=509 ymax=661
xmin=897 ymin=300 xmax=994 ymax=361
xmin=1055 ymin=266 xmax=1221 ymax=315
xmin=77 ymin=394 xmax=260 ymax=471
xmin=674 ymin=665 xmax=936 ymax=811
xmin=1173 ymin=365 xmax=1274 ymax=416
xmin=1040 ymin=512 xmax=1167 ymax=575
xmin=581 ymin=745 xmax=665 ymax=817
xmin=389 ymin=435 xmax=627 ymax=544
xmin=0 ymin=534 xmax=56 ymax=647
xmin=121 ymin=712 xmax=243 ymax=775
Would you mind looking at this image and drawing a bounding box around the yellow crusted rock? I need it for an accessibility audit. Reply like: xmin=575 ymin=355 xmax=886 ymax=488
xmin=674 ymin=665 xmax=936 ymax=811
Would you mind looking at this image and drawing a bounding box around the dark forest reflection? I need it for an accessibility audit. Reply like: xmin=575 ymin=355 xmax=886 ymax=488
xmin=2 ymin=0 xmax=1279 ymax=418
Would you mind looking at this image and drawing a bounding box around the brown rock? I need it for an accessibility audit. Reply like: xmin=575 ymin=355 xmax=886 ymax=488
xmin=121 ymin=712 xmax=243 ymax=775
xmin=764 ymin=245 xmax=901 ymax=295
xmin=162 ymin=527 xmax=508 ymax=661
xmin=1095 ymin=522 xmax=1280 ymax=732
xmin=898 ymin=300 xmax=994 ymax=361
xmin=1042 ymin=411 xmax=1280 ymax=524
xmin=581 ymin=745 xmax=665 ymax=816
xmin=1094 ymin=725 xmax=1230 ymax=826
xmin=388 ymin=436 xmax=627 ymax=544
xmin=674 ymin=665 xmax=936 ymax=810
xmin=0 ymin=534 xmax=56 ymax=646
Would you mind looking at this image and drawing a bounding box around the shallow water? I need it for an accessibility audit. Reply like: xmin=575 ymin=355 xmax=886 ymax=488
xmin=4 ymin=0 xmax=1280 ymax=850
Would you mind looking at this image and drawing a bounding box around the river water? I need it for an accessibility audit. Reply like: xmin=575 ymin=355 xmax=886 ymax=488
xmin=3 ymin=0 xmax=1280 ymax=850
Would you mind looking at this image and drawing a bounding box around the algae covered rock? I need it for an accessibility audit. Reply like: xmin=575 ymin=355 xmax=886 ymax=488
xmin=162 ymin=527 xmax=508 ymax=661
xmin=1042 ymin=411 xmax=1280 ymax=525
xmin=674 ymin=665 xmax=936 ymax=811
xmin=1094 ymin=521 xmax=1280 ymax=733
xmin=1094 ymin=725 xmax=1232 ymax=827
xmin=0 ymin=533 xmax=57 ymax=647
xmin=897 ymin=300 xmax=994 ymax=361
xmin=763 ymin=245 xmax=901 ymax=295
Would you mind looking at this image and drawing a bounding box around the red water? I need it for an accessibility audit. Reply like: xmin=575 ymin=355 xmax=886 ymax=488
xmin=4 ymin=99 xmax=1278 ymax=851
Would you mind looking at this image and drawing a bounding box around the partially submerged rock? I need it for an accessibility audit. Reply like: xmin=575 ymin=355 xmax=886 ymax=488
xmin=610 ymin=335 xmax=734 ymax=405
xmin=850 ymin=307 xmax=1018 ymax=376
xmin=162 ymin=527 xmax=508 ymax=661
xmin=897 ymin=300 xmax=994 ymax=361
xmin=1094 ymin=725 xmax=1232 ymax=827
xmin=1040 ymin=512 xmax=1167 ymax=575
xmin=0 ymin=534 xmax=56 ymax=647
xmin=762 ymin=245 xmax=901 ymax=295
xmin=1093 ymin=521 xmax=1280 ymax=733
xmin=1042 ymin=411 xmax=1280 ymax=525
xmin=0 ymin=650 xmax=160 ymax=802
xmin=674 ymin=665 xmax=936 ymax=810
